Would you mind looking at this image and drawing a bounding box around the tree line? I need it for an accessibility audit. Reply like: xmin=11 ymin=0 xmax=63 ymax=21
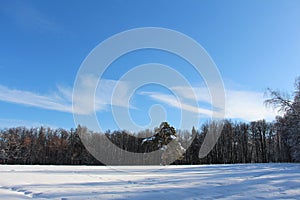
xmin=0 ymin=77 xmax=299 ymax=165
xmin=0 ymin=118 xmax=296 ymax=165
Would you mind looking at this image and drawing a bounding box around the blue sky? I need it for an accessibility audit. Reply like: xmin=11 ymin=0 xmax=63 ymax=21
xmin=0 ymin=0 xmax=300 ymax=131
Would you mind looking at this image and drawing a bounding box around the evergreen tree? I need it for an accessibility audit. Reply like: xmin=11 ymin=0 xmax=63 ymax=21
xmin=142 ymin=122 xmax=185 ymax=165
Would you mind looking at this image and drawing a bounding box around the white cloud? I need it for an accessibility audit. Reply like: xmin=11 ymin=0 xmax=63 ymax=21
xmin=225 ymin=90 xmax=278 ymax=121
xmin=0 ymin=79 xmax=279 ymax=122
xmin=0 ymin=78 xmax=132 ymax=115
xmin=140 ymin=91 xmax=213 ymax=116
xmin=73 ymin=75 xmax=133 ymax=114
xmin=141 ymin=86 xmax=279 ymax=122
xmin=0 ymin=85 xmax=73 ymax=113
xmin=172 ymin=86 xmax=211 ymax=104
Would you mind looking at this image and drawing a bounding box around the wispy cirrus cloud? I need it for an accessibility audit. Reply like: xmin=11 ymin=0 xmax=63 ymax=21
xmin=141 ymin=86 xmax=279 ymax=122
xmin=140 ymin=91 xmax=213 ymax=116
xmin=72 ymin=74 xmax=134 ymax=115
xmin=0 ymin=78 xmax=132 ymax=115
xmin=0 ymin=78 xmax=279 ymax=122
xmin=224 ymin=90 xmax=278 ymax=121
xmin=0 ymin=85 xmax=73 ymax=113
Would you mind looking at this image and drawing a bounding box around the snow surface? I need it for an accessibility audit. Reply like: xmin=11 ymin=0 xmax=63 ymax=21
xmin=0 ymin=163 xmax=299 ymax=199
xmin=141 ymin=136 xmax=155 ymax=144
xmin=170 ymin=135 xmax=176 ymax=140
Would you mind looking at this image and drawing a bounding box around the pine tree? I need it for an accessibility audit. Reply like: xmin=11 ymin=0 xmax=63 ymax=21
xmin=142 ymin=122 xmax=185 ymax=165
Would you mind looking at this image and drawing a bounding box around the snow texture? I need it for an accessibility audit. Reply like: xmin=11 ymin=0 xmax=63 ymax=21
xmin=0 ymin=163 xmax=299 ymax=199
xmin=141 ymin=136 xmax=155 ymax=144
xmin=170 ymin=135 xmax=176 ymax=140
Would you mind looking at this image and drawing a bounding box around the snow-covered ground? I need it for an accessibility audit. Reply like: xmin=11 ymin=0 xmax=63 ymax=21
xmin=0 ymin=163 xmax=299 ymax=199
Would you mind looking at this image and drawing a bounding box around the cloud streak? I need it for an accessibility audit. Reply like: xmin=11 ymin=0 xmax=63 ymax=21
xmin=225 ymin=90 xmax=278 ymax=121
xmin=141 ymin=86 xmax=279 ymax=122
xmin=0 ymin=85 xmax=73 ymax=113
xmin=0 ymin=80 xmax=279 ymax=122
xmin=140 ymin=91 xmax=213 ymax=116
xmin=0 ymin=79 xmax=132 ymax=115
xmin=72 ymin=75 xmax=134 ymax=115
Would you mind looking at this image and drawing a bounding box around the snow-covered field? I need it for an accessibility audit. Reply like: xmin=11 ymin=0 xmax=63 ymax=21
xmin=0 ymin=163 xmax=299 ymax=200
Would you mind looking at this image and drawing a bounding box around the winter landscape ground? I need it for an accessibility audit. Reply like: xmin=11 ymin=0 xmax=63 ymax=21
xmin=0 ymin=163 xmax=299 ymax=200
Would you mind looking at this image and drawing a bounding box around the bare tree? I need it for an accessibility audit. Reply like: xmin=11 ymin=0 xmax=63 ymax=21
xmin=265 ymin=77 xmax=300 ymax=162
